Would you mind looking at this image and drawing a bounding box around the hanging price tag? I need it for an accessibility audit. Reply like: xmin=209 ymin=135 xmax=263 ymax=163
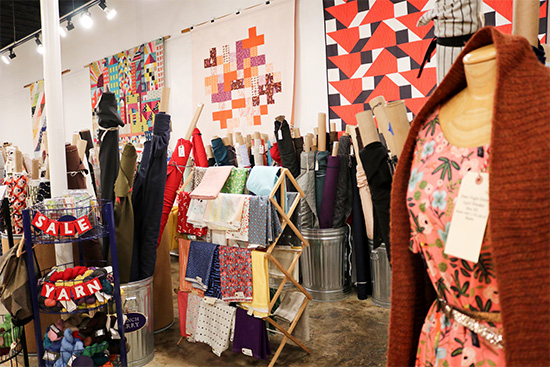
xmin=179 ymin=145 xmax=186 ymax=158
xmin=444 ymin=172 xmax=489 ymax=263
xmin=277 ymin=129 xmax=283 ymax=140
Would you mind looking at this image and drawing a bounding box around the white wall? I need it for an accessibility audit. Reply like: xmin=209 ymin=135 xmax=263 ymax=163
xmin=0 ymin=0 xmax=328 ymax=154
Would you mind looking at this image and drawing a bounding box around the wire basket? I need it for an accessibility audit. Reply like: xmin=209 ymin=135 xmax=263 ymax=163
xmin=28 ymin=198 xmax=110 ymax=245
xmin=0 ymin=313 xmax=23 ymax=365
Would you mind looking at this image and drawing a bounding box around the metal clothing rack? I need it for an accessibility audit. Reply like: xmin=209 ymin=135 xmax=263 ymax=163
xmin=21 ymin=201 xmax=127 ymax=367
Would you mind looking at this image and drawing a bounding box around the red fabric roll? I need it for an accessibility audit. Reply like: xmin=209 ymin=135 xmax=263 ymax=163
xmin=192 ymin=128 xmax=208 ymax=168
xmin=269 ymin=143 xmax=281 ymax=165
xmin=158 ymin=138 xmax=193 ymax=246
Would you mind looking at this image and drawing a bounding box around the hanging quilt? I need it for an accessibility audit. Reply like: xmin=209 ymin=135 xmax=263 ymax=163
xmin=30 ymin=80 xmax=47 ymax=153
xmin=191 ymin=0 xmax=295 ymax=139
xmin=323 ymin=0 xmax=548 ymax=128
xmin=89 ymin=38 xmax=165 ymax=144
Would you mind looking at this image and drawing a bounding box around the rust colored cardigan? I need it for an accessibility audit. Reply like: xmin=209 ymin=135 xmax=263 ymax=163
xmin=388 ymin=27 xmax=550 ymax=366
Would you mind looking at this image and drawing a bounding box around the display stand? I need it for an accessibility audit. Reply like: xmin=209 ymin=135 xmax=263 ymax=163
xmin=21 ymin=201 xmax=127 ymax=367
xmin=263 ymin=168 xmax=312 ymax=367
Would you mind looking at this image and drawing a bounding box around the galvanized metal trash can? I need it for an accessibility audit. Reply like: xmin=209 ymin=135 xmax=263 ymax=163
xmin=121 ymin=276 xmax=154 ymax=366
xmin=369 ymin=241 xmax=391 ymax=308
xmin=300 ymin=227 xmax=351 ymax=301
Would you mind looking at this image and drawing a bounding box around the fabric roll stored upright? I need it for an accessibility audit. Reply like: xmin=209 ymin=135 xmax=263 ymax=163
xmin=211 ymin=137 xmax=229 ymax=166
xmin=79 ymin=130 xmax=98 ymax=197
xmin=191 ymin=128 xmax=209 ymax=168
xmin=314 ymin=151 xmax=329 ymax=217
xmin=65 ymin=144 xmax=87 ymax=190
xmin=296 ymin=151 xmax=318 ymax=229
xmin=319 ymin=155 xmax=340 ymax=228
xmin=275 ymin=119 xmax=300 ymax=181
xmin=114 ymin=143 xmax=137 ymax=284
xmin=332 ymin=136 xmax=353 ymax=228
xmin=131 ymin=112 xmax=171 ymax=281
xmin=97 ymin=92 xmax=124 ymax=203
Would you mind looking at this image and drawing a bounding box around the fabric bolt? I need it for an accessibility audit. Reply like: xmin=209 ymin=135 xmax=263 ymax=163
xmin=0 ymin=153 xmax=4 ymax=182
xmin=359 ymin=142 xmax=392 ymax=261
xmin=191 ymin=128 xmax=209 ymax=168
xmin=246 ymin=166 xmax=280 ymax=196
xmin=37 ymin=180 xmax=51 ymax=203
xmin=354 ymin=153 xmax=375 ymax=240
xmin=218 ymin=246 xmax=253 ymax=302
xmin=266 ymin=141 xmax=273 ymax=166
xmin=27 ymin=179 xmax=40 ymax=207
xmin=186 ymin=293 xmax=202 ymax=342
xmin=226 ymin=196 xmax=250 ymax=241
xmin=207 ymin=157 xmax=216 ymax=167
xmin=241 ymin=250 xmax=270 ymax=318
xmin=226 ymin=145 xmax=237 ymax=167
xmin=297 ymin=151 xmax=318 ymax=229
xmin=269 ymin=143 xmax=281 ymax=165
xmin=194 ymin=298 xmax=236 ymax=357
xmin=211 ymin=138 xmax=229 ymax=166
xmin=190 ymin=166 xmax=234 ymax=200
xmin=314 ymin=150 xmax=329 ymax=217
xmin=232 ymin=307 xmax=271 ymax=360
xmin=79 ymin=130 xmax=99 ymax=197
xmin=273 ymin=291 xmax=306 ymax=322
xmin=204 ymin=246 xmax=221 ymax=299
xmin=97 ymin=92 xmax=124 ymax=203
xmin=158 ymin=138 xmax=193 ymax=245
xmin=176 ymin=192 xmax=208 ymax=237
xmin=114 ymin=143 xmax=137 ymax=284
xmin=293 ymin=137 xmax=304 ymax=160
xmin=178 ymin=291 xmax=189 ymax=337
xmin=350 ymin=156 xmax=372 ymax=300
xmin=220 ymin=168 xmax=249 ymax=194
xmin=332 ymin=136 xmax=353 ymax=228
xmin=185 ymin=241 xmax=218 ymax=291
xmin=3 ymin=173 xmax=28 ymax=234
xmin=252 ymin=139 xmax=264 ymax=167
xmin=275 ymin=119 xmax=300 ymax=182
xmin=130 ymin=112 xmax=171 ymax=281
xmin=235 ymin=143 xmax=251 ymax=168
xmin=388 ymin=28 xmax=550 ymax=367
xmin=319 ymin=155 xmax=340 ymax=228
xmin=178 ymin=239 xmax=205 ymax=295
xmin=65 ymin=143 xmax=87 ymax=190
xmin=192 ymin=167 xmax=208 ymax=191
xmin=88 ymin=148 xmax=102 ymax=199
xmin=248 ymin=196 xmax=268 ymax=246
xmin=168 ymin=206 xmax=179 ymax=251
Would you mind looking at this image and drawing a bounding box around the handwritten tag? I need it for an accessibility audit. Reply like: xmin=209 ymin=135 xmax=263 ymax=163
xmin=444 ymin=172 xmax=489 ymax=263
xmin=277 ymin=129 xmax=283 ymax=140
xmin=242 ymin=348 xmax=253 ymax=357
xmin=179 ymin=145 xmax=186 ymax=158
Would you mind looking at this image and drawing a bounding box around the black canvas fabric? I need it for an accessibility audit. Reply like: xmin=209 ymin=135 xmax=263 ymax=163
xmin=79 ymin=130 xmax=98 ymax=197
xmin=212 ymin=138 xmax=228 ymax=166
xmin=314 ymin=151 xmax=329 ymax=216
xmin=332 ymin=136 xmax=353 ymax=228
xmin=275 ymin=119 xmax=300 ymax=181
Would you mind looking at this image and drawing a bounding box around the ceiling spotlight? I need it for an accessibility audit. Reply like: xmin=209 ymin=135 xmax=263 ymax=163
xmin=80 ymin=10 xmax=93 ymax=29
xmin=66 ymin=17 xmax=75 ymax=31
xmin=35 ymin=35 xmax=44 ymax=55
xmin=59 ymin=25 xmax=67 ymax=38
xmin=99 ymin=0 xmax=117 ymax=20
xmin=8 ymin=48 xmax=16 ymax=60
xmin=1 ymin=54 xmax=9 ymax=65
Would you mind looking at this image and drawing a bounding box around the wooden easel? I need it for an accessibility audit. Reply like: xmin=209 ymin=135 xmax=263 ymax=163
xmin=263 ymin=168 xmax=312 ymax=367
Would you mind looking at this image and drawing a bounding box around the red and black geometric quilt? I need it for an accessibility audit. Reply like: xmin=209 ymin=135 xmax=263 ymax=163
xmin=324 ymin=0 xmax=548 ymax=128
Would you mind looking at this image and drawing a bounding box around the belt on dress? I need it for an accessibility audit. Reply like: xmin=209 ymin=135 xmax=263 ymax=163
xmin=437 ymin=298 xmax=504 ymax=350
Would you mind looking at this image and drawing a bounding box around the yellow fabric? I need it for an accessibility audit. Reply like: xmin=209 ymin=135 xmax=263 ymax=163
xmin=241 ymin=250 xmax=270 ymax=318
xmin=168 ymin=206 xmax=179 ymax=251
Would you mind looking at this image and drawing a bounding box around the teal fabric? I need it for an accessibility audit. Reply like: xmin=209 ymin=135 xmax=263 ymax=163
xmin=246 ymin=166 xmax=280 ymax=196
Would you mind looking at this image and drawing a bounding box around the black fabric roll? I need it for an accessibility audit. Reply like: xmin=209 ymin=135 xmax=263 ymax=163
xmin=332 ymin=136 xmax=353 ymax=228
xmin=79 ymin=130 xmax=98 ymax=197
xmin=212 ymin=138 xmax=228 ymax=166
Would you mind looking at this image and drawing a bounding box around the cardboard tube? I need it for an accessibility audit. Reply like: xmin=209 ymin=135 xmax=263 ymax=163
xmin=72 ymin=133 xmax=78 ymax=146
xmin=330 ymin=122 xmax=336 ymax=132
xmin=15 ymin=149 xmax=23 ymax=173
xmin=226 ymin=133 xmax=234 ymax=146
xmin=262 ymin=133 xmax=269 ymax=143
xmin=32 ymin=159 xmax=40 ymax=179
xmin=222 ymin=137 xmax=230 ymax=146
xmin=253 ymin=131 xmax=261 ymax=140
xmin=369 ymin=96 xmax=396 ymax=154
xmin=356 ymin=110 xmax=380 ymax=146
xmin=293 ymin=128 xmax=301 ymax=138
xmin=205 ymin=145 xmax=214 ymax=159
xmin=159 ymin=87 xmax=171 ymax=113
xmin=184 ymin=103 xmax=204 ymax=140
xmin=513 ymin=0 xmax=539 ymax=46
xmin=304 ymin=135 xmax=312 ymax=152
xmin=332 ymin=142 xmax=339 ymax=157
xmin=385 ymin=100 xmax=410 ymax=157
xmin=236 ymin=134 xmax=245 ymax=145
xmin=76 ymin=139 xmax=87 ymax=161
xmin=318 ymin=113 xmax=327 ymax=152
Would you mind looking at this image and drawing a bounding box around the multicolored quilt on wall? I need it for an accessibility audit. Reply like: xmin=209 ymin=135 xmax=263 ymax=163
xmin=88 ymin=38 xmax=165 ymax=144
xmin=323 ymin=0 xmax=548 ymax=128
xmin=30 ymin=80 xmax=47 ymax=152
xmin=191 ymin=0 xmax=295 ymax=139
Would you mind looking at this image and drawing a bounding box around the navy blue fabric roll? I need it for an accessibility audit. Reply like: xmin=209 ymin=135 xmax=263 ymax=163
xmin=211 ymin=137 xmax=228 ymax=166
xmin=130 ymin=112 xmax=171 ymax=281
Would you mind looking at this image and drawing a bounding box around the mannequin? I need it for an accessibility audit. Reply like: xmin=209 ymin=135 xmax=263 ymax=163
xmin=439 ymin=44 xmax=496 ymax=147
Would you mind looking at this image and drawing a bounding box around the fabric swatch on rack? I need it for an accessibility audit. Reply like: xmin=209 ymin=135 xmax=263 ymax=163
xmin=178 ymin=239 xmax=205 ymax=295
xmin=269 ymin=246 xmax=300 ymax=281
xmin=272 ymin=303 xmax=311 ymax=342
xmin=219 ymin=247 xmax=253 ymax=302
xmin=226 ymin=196 xmax=250 ymax=241
xmin=186 ymin=198 xmax=209 ymax=228
xmin=195 ymin=298 xmax=236 ymax=357
xmin=221 ymin=168 xmax=249 ymax=194
xmin=186 ymin=293 xmax=202 ymax=342
xmin=177 ymin=191 xmax=208 ymax=237
xmin=185 ymin=241 xmax=218 ymax=291
xmin=203 ymin=194 xmax=245 ymax=231
xmin=192 ymin=167 xmax=208 ymax=191
xmin=232 ymin=307 xmax=272 ymax=360
xmin=190 ymin=166 xmax=233 ymax=200
xmin=273 ymin=291 xmax=306 ymax=322
xmin=204 ymin=246 xmax=221 ymax=299
xmin=241 ymin=250 xmax=270 ymax=318
xmin=248 ymin=196 xmax=269 ymax=246
xmin=266 ymin=200 xmax=282 ymax=244
xmin=210 ymin=229 xmax=228 ymax=246
xmin=246 ymin=166 xmax=280 ymax=196
xmin=178 ymin=291 xmax=189 ymax=337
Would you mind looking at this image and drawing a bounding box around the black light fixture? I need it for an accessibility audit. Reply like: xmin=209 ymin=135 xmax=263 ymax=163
xmin=8 ymin=48 xmax=16 ymax=59
xmin=35 ymin=34 xmax=44 ymax=55
xmin=66 ymin=17 xmax=75 ymax=31
xmin=98 ymin=0 xmax=117 ymax=20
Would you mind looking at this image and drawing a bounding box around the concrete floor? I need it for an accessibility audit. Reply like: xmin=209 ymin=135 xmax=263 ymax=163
xmin=24 ymin=256 xmax=390 ymax=366
xmin=149 ymin=257 xmax=390 ymax=366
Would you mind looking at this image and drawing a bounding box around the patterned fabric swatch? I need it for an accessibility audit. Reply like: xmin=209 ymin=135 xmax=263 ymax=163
xmin=218 ymin=246 xmax=253 ymax=302
xmin=204 ymin=246 xmax=221 ymax=299
xmin=220 ymin=168 xmax=249 ymax=194
xmin=267 ymin=200 xmax=283 ymax=244
xmin=226 ymin=196 xmax=250 ymax=241
xmin=178 ymin=239 xmax=205 ymax=295
xmin=177 ymin=191 xmax=208 ymax=237
xmin=185 ymin=241 xmax=218 ymax=291
xmin=192 ymin=167 xmax=208 ymax=190
xmin=2 ymin=173 xmax=28 ymax=234
xmin=195 ymin=298 xmax=236 ymax=357
xmin=248 ymin=196 xmax=268 ymax=246
xmin=241 ymin=250 xmax=270 ymax=318
xmin=186 ymin=293 xmax=203 ymax=342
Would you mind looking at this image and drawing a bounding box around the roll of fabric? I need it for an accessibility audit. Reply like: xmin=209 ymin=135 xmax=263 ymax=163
xmin=114 ymin=143 xmax=137 ymax=284
xmin=252 ymin=139 xmax=264 ymax=167
xmin=79 ymin=130 xmax=98 ymax=197
xmin=275 ymin=119 xmax=300 ymax=181
xmin=191 ymin=128 xmax=208 ymax=168
xmin=158 ymin=138 xmax=192 ymax=245
xmin=190 ymin=166 xmax=234 ymax=200
xmin=211 ymin=137 xmax=228 ymax=166
xmin=297 ymin=151 xmax=318 ymax=229
xmin=65 ymin=144 xmax=87 ymax=190
xmin=235 ymin=143 xmax=251 ymax=168
xmin=97 ymin=92 xmax=124 ymax=203
xmin=226 ymin=145 xmax=237 ymax=167
xmin=130 ymin=112 xmax=170 ymax=281
xmin=232 ymin=307 xmax=271 ymax=360
xmin=314 ymin=151 xmax=329 ymax=217
xmin=319 ymin=155 xmax=340 ymax=228
xmin=3 ymin=173 xmax=28 ymax=234
xmin=332 ymin=136 xmax=353 ymax=228
xmin=27 ymin=179 xmax=40 ymax=207
xmin=269 ymin=143 xmax=281 ymax=165
xmin=241 ymin=250 xmax=270 ymax=318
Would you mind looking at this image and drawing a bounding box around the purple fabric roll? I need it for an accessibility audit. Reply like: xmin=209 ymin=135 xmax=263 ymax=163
xmin=319 ymin=155 xmax=341 ymax=228
xmin=232 ymin=308 xmax=271 ymax=360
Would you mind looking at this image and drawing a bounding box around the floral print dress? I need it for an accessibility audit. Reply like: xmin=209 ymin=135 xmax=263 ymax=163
xmin=408 ymin=113 xmax=505 ymax=367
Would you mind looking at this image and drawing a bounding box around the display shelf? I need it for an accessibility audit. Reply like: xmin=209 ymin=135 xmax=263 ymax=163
xmin=22 ymin=201 xmax=128 ymax=367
